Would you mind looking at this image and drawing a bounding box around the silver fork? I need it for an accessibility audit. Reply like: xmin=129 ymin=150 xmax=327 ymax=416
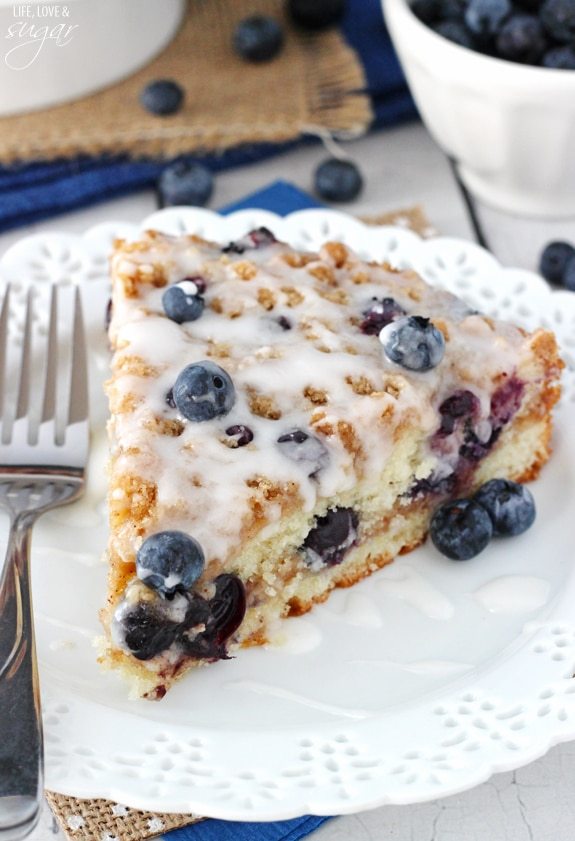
xmin=0 ymin=285 xmax=89 ymax=840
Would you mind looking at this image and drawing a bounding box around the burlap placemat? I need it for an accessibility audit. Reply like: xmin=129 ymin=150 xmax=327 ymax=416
xmin=0 ymin=0 xmax=372 ymax=165
xmin=44 ymin=203 xmax=435 ymax=841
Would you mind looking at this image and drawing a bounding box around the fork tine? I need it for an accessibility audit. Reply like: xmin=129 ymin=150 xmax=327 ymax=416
xmin=15 ymin=286 xmax=34 ymax=422
xmin=67 ymin=286 xmax=88 ymax=426
xmin=40 ymin=284 xmax=58 ymax=425
xmin=0 ymin=285 xmax=10 ymax=424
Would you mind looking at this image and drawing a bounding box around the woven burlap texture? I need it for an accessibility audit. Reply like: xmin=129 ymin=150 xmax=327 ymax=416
xmin=44 ymin=204 xmax=434 ymax=841
xmin=0 ymin=0 xmax=372 ymax=164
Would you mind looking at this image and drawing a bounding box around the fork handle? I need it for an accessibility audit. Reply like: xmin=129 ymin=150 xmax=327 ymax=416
xmin=0 ymin=513 xmax=43 ymax=838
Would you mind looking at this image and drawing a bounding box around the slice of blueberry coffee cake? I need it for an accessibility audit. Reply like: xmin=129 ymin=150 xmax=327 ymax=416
xmin=100 ymin=228 xmax=562 ymax=699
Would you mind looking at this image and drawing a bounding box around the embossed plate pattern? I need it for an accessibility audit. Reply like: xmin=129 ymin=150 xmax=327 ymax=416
xmin=2 ymin=208 xmax=575 ymax=819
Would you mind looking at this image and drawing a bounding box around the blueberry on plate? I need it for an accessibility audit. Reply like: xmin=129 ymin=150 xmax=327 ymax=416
xmin=474 ymin=478 xmax=536 ymax=536
xmin=539 ymin=241 xmax=575 ymax=284
xmin=173 ymin=361 xmax=236 ymax=422
xmin=430 ymin=498 xmax=493 ymax=560
xmin=379 ymin=315 xmax=445 ymax=371
xmin=543 ymin=45 xmax=575 ymax=69
xmin=434 ymin=20 xmax=476 ymax=48
xmin=495 ymin=14 xmax=547 ymax=63
xmin=301 ymin=507 xmax=359 ymax=569
xmin=140 ymin=79 xmax=184 ymax=116
xmin=314 ymin=158 xmax=364 ymax=203
xmin=158 ymin=159 xmax=213 ymax=208
xmin=411 ymin=0 xmax=442 ymax=24
xmin=465 ymin=0 xmax=512 ymax=39
xmin=360 ymin=297 xmax=406 ymax=336
xmin=136 ymin=530 xmax=205 ymax=597
xmin=277 ymin=429 xmax=329 ymax=477
xmin=233 ymin=15 xmax=284 ymax=62
xmin=288 ymin=0 xmax=346 ymax=29
xmin=162 ymin=280 xmax=205 ymax=324
xmin=540 ymin=0 xmax=575 ymax=42
xmin=563 ymin=255 xmax=575 ymax=292
xmin=440 ymin=0 xmax=468 ymax=20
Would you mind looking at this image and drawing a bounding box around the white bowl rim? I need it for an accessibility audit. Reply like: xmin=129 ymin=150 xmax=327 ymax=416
xmin=385 ymin=0 xmax=575 ymax=86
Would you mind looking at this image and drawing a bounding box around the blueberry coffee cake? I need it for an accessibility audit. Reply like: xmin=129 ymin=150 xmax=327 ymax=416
xmin=100 ymin=228 xmax=562 ymax=699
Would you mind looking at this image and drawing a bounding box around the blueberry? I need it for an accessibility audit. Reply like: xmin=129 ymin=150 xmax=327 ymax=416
xmin=562 ymin=255 xmax=575 ymax=292
xmin=314 ymin=158 xmax=364 ymax=203
xmin=543 ymin=45 xmax=575 ymax=68
xmin=225 ymin=424 xmax=254 ymax=447
xmin=474 ymin=478 xmax=536 ymax=537
xmin=360 ymin=297 xmax=406 ymax=336
xmin=496 ymin=14 xmax=547 ymax=62
xmin=158 ymin=159 xmax=213 ymax=208
xmin=162 ymin=280 xmax=205 ymax=324
xmin=288 ymin=0 xmax=346 ymax=29
xmin=412 ymin=0 xmax=442 ymax=24
xmin=430 ymin=499 xmax=493 ymax=560
xmin=136 ymin=531 xmax=205 ymax=597
xmin=182 ymin=574 xmax=246 ymax=660
xmin=465 ymin=0 xmax=512 ymax=38
xmin=540 ymin=0 xmax=575 ymax=42
xmin=434 ymin=20 xmax=477 ymax=47
xmin=490 ymin=376 xmax=524 ymax=425
xmin=233 ymin=15 xmax=284 ymax=62
xmin=173 ymin=361 xmax=235 ymax=422
xmin=438 ymin=390 xmax=480 ymax=435
xmin=222 ymin=227 xmax=277 ymax=255
xmin=277 ymin=429 xmax=329 ymax=477
xmin=379 ymin=315 xmax=445 ymax=371
xmin=112 ymin=582 xmax=191 ymax=660
xmin=301 ymin=507 xmax=359 ymax=569
xmin=140 ymin=80 xmax=184 ymax=116
xmin=276 ymin=315 xmax=292 ymax=331
xmin=440 ymin=0 xmax=468 ymax=19
xmin=539 ymin=241 xmax=575 ymax=284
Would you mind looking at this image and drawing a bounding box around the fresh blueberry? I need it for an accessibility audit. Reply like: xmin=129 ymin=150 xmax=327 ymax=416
xmin=543 ymin=45 xmax=575 ymax=68
xmin=496 ymin=14 xmax=547 ymax=63
xmin=277 ymin=429 xmax=329 ymax=477
xmin=158 ymin=159 xmax=213 ymax=208
xmin=539 ymin=241 xmax=575 ymax=284
xmin=360 ymin=297 xmax=406 ymax=336
xmin=162 ymin=280 xmax=205 ymax=324
xmin=540 ymin=0 xmax=575 ymax=42
xmin=225 ymin=424 xmax=254 ymax=446
xmin=412 ymin=0 xmax=442 ymax=24
xmin=314 ymin=158 xmax=364 ymax=203
xmin=379 ymin=315 xmax=445 ymax=371
xmin=474 ymin=478 xmax=536 ymax=536
xmin=112 ymin=582 xmax=191 ymax=660
xmin=136 ymin=530 xmax=205 ymax=597
xmin=233 ymin=15 xmax=284 ymax=62
xmin=222 ymin=227 xmax=277 ymax=255
xmin=440 ymin=0 xmax=468 ymax=19
xmin=465 ymin=0 xmax=512 ymax=39
xmin=430 ymin=499 xmax=493 ymax=560
xmin=140 ymin=80 xmax=184 ymax=116
xmin=434 ymin=20 xmax=476 ymax=47
xmin=173 ymin=361 xmax=236 ymax=422
xmin=288 ymin=0 xmax=346 ymax=29
xmin=515 ymin=0 xmax=543 ymax=10
xmin=437 ymin=390 xmax=480 ymax=435
xmin=301 ymin=507 xmax=359 ymax=569
xmin=562 ymin=255 xmax=575 ymax=292
xmin=182 ymin=574 xmax=246 ymax=660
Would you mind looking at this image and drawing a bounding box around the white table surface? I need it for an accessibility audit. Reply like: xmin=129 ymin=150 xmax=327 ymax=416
xmin=6 ymin=122 xmax=575 ymax=841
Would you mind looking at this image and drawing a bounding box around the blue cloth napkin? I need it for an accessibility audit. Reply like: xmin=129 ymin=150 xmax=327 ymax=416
xmin=0 ymin=0 xmax=415 ymax=234
xmin=163 ymin=179 xmax=329 ymax=841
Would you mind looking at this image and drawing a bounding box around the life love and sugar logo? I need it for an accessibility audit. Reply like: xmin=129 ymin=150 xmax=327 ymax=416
xmin=5 ymin=4 xmax=79 ymax=70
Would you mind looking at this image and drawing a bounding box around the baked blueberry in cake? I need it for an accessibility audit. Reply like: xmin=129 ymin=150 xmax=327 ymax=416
xmin=100 ymin=228 xmax=562 ymax=698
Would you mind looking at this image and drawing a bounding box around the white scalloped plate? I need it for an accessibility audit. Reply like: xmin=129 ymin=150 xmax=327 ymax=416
xmin=4 ymin=208 xmax=575 ymax=820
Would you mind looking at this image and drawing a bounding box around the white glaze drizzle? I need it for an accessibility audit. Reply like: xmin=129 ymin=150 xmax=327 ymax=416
xmin=474 ymin=575 xmax=551 ymax=615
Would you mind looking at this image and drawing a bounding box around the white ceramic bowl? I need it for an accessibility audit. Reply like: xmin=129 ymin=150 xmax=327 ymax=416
xmin=383 ymin=0 xmax=575 ymax=218
xmin=0 ymin=0 xmax=185 ymax=117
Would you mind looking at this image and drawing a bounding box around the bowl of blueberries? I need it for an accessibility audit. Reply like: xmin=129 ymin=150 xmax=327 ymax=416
xmin=383 ymin=0 xmax=575 ymax=217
